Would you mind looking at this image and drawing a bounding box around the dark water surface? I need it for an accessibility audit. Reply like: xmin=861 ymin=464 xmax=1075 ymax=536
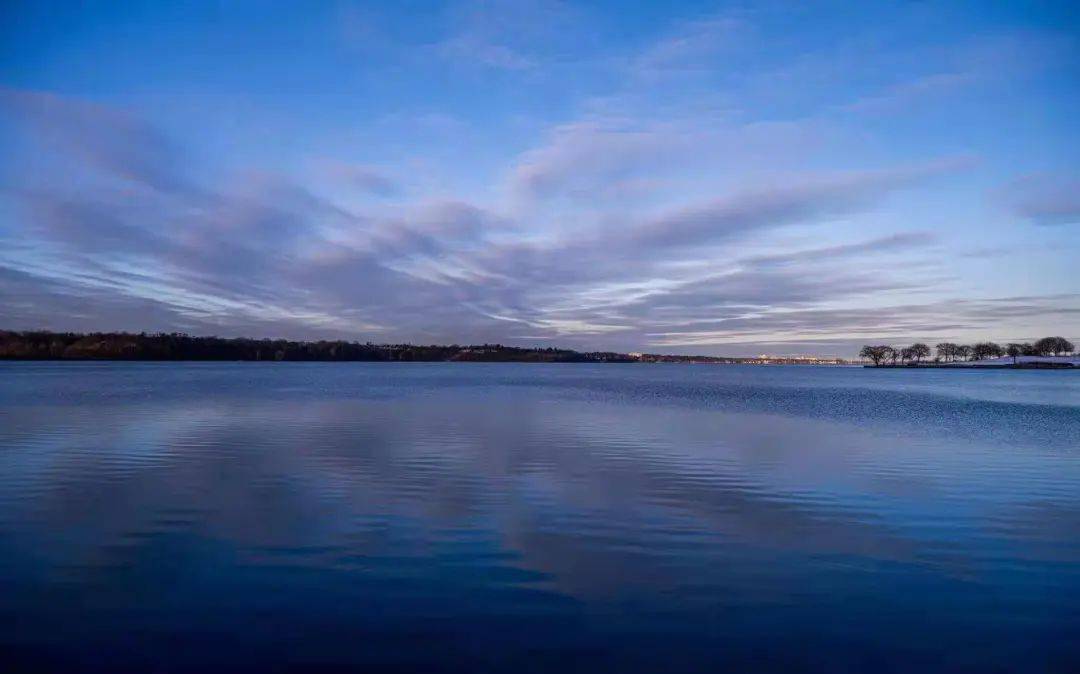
xmin=1 ymin=363 xmax=1077 ymax=673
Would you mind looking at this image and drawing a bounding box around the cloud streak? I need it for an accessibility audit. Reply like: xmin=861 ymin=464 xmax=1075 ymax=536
xmin=1004 ymin=174 xmax=1080 ymax=226
xmin=1 ymin=88 xmax=193 ymax=195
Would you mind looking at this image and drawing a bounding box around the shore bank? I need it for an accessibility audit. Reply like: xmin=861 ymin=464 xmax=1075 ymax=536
xmin=864 ymin=356 xmax=1078 ymax=369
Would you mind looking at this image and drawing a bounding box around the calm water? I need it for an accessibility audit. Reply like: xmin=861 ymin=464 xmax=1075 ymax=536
xmin=1 ymin=363 xmax=1077 ymax=673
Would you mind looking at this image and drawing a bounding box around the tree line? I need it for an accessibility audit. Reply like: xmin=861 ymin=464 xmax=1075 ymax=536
xmin=860 ymin=337 xmax=1075 ymax=367
xmin=0 ymin=331 xmax=637 ymax=363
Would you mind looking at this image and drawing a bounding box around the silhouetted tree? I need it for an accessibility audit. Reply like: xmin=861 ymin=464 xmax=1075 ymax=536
xmin=936 ymin=342 xmax=958 ymax=362
xmin=1006 ymin=343 xmax=1025 ymax=365
xmin=0 ymin=331 xmax=619 ymax=363
xmin=908 ymin=343 xmax=930 ymax=363
xmin=860 ymin=345 xmax=892 ymax=366
xmin=1033 ymin=336 xmax=1075 ymax=356
xmin=1059 ymin=337 xmax=1075 ymax=355
xmin=971 ymin=342 xmax=1004 ymax=361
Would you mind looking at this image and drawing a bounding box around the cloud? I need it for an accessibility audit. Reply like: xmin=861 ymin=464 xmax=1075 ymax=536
xmin=631 ymin=15 xmax=747 ymax=74
xmin=507 ymin=121 xmax=687 ymax=201
xmin=506 ymin=106 xmax=969 ymax=208
xmin=437 ymin=35 xmax=536 ymax=70
xmin=617 ymin=165 xmax=952 ymax=250
xmin=838 ymin=72 xmax=977 ymax=114
xmin=645 ymin=295 xmax=1080 ymax=349
xmin=0 ymin=92 xmax=528 ymax=342
xmin=744 ymin=232 xmax=936 ymax=267
xmin=318 ymin=161 xmax=401 ymax=197
xmin=1003 ymin=174 xmax=1080 ymax=226
xmin=634 ymin=270 xmax=926 ymax=317
xmin=0 ymin=88 xmax=193 ymax=195
xmin=433 ymin=0 xmax=586 ymax=70
xmin=14 ymin=189 xmax=169 ymax=256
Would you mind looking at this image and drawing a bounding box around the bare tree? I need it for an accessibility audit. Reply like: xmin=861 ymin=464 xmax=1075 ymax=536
xmin=860 ymin=345 xmax=893 ymax=366
xmin=935 ymin=342 xmax=958 ymax=362
xmin=870 ymin=338 xmax=1072 ymax=368
xmin=1033 ymin=336 xmax=1075 ymax=356
xmin=972 ymin=342 xmax=1004 ymax=361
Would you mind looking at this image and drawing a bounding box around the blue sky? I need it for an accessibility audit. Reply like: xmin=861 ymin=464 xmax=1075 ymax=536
xmin=0 ymin=1 xmax=1077 ymax=355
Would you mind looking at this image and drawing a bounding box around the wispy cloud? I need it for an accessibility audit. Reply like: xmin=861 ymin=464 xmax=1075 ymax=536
xmin=838 ymin=72 xmax=977 ymax=114
xmin=1002 ymin=174 xmax=1080 ymax=226
xmin=433 ymin=0 xmax=587 ymax=70
xmin=0 ymin=88 xmax=193 ymax=195
xmin=317 ymin=160 xmax=402 ymax=197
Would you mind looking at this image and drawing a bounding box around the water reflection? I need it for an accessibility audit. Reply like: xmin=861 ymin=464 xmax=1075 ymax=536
xmin=0 ymin=363 xmax=1077 ymax=672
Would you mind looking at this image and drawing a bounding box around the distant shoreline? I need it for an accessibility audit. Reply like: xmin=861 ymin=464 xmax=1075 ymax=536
xmin=1 ymin=330 xmax=847 ymax=365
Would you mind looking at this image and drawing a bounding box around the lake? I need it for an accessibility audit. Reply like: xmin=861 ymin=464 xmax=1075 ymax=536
xmin=1 ymin=362 xmax=1077 ymax=672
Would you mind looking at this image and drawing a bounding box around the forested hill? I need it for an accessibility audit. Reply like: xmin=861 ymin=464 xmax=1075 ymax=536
xmin=0 ymin=330 xmax=636 ymax=363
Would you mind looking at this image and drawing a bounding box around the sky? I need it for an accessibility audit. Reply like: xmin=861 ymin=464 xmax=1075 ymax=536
xmin=0 ymin=1 xmax=1077 ymax=356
